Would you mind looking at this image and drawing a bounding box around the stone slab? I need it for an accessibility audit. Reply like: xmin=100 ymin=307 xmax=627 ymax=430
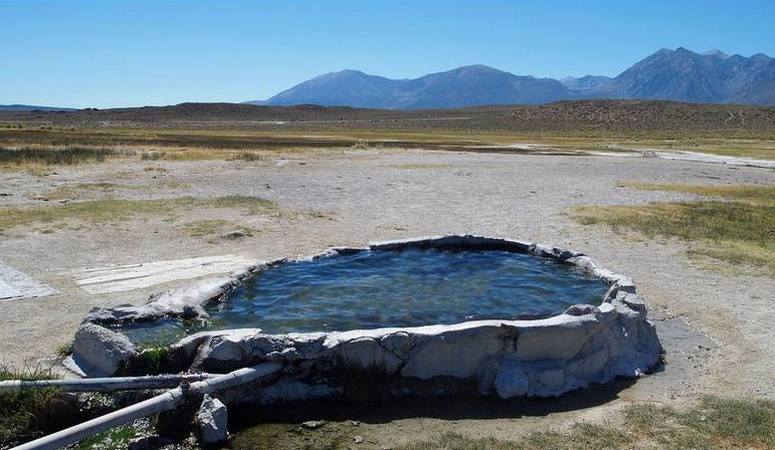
xmin=0 ymin=261 xmax=55 ymax=301
xmin=66 ymin=254 xmax=257 ymax=294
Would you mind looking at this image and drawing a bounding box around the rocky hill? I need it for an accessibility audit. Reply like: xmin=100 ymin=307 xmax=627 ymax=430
xmin=249 ymin=48 xmax=775 ymax=108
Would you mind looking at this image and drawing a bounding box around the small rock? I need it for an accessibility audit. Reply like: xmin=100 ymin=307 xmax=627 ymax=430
xmin=350 ymin=420 xmax=361 ymax=427
xmin=221 ymin=230 xmax=248 ymax=240
xmin=301 ymin=420 xmax=326 ymax=429
xmin=564 ymin=304 xmax=599 ymax=316
xmin=354 ymin=435 xmax=364 ymax=444
xmin=196 ymin=394 xmax=229 ymax=444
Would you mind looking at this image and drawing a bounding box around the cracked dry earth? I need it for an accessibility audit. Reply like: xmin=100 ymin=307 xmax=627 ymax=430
xmin=0 ymin=148 xmax=773 ymax=446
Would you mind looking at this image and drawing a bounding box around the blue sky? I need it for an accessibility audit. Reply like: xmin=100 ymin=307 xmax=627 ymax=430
xmin=2 ymin=0 xmax=774 ymax=108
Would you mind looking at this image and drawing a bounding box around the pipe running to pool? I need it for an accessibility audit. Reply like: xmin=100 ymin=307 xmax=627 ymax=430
xmin=10 ymin=362 xmax=282 ymax=450
xmin=0 ymin=373 xmax=217 ymax=393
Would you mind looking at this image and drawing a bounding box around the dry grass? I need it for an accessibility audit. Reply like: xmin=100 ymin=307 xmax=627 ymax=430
xmin=182 ymin=219 xmax=256 ymax=241
xmin=0 ymin=146 xmax=128 ymax=167
xmin=40 ymin=180 xmax=192 ymax=201
xmin=0 ymin=195 xmax=278 ymax=234
xmin=573 ymin=183 xmax=775 ymax=274
xmin=623 ymin=396 xmax=775 ymax=449
xmin=399 ymin=424 xmax=629 ymax=450
xmin=40 ymin=182 xmax=118 ymax=200
xmin=1 ymin=125 xmax=774 ymax=162
xmin=136 ymin=145 xmax=335 ymax=161
xmin=0 ymin=140 xmax=328 ymax=173
xmin=399 ymin=396 xmax=775 ymax=450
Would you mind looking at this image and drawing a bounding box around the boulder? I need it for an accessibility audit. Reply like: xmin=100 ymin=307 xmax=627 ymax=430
xmin=72 ymin=323 xmax=137 ymax=376
xmin=196 ymin=394 xmax=229 ymax=444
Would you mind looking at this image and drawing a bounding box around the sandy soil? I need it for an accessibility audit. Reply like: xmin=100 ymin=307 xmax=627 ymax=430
xmin=1 ymin=148 xmax=773 ymax=446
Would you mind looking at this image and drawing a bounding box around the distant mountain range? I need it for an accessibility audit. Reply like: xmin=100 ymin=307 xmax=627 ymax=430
xmin=250 ymin=48 xmax=775 ymax=108
xmin=0 ymin=104 xmax=76 ymax=112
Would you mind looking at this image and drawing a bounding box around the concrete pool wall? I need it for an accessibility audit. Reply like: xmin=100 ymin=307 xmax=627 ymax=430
xmin=70 ymin=235 xmax=662 ymax=401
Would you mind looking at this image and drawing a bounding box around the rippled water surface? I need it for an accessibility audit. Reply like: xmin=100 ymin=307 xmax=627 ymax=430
xmin=120 ymin=248 xmax=606 ymax=345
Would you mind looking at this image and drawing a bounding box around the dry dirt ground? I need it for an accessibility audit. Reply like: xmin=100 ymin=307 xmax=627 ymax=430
xmin=1 ymin=148 xmax=773 ymax=446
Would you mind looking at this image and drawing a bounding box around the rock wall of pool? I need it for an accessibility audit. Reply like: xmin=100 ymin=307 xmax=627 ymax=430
xmin=68 ymin=235 xmax=663 ymax=403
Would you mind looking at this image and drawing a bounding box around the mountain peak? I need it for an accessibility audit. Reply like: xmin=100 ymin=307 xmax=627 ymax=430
xmin=702 ymin=49 xmax=730 ymax=58
xmin=673 ymin=47 xmax=699 ymax=57
xmin=317 ymin=69 xmax=368 ymax=78
xmin=454 ymin=64 xmax=502 ymax=72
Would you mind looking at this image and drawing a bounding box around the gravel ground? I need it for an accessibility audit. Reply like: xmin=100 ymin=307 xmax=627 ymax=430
xmin=0 ymin=148 xmax=773 ymax=445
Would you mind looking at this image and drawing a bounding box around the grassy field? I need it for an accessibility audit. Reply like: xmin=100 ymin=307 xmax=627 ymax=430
xmin=0 ymin=141 xmax=324 ymax=172
xmin=397 ymin=396 xmax=775 ymax=450
xmin=1 ymin=124 xmax=774 ymax=164
xmin=573 ymin=183 xmax=775 ymax=274
xmin=0 ymin=196 xmax=278 ymax=234
xmin=226 ymin=396 xmax=775 ymax=450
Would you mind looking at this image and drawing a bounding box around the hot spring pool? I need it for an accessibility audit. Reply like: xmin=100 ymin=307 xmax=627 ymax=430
xmin=118 ymin=247 xmax=606 ymax=345
xmin=75 ymin=236 xmax=662 ymax=400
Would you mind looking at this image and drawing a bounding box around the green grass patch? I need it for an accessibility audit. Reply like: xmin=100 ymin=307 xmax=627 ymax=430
xmin=573 ymin=183 xmax=775 ymax=274
xmin=0 ymin=365 xmax=66 ymax=447
xmin=70 ymin=424 xmax=140 ymax=450
xmin=624 ymin=396 xmax=775 ymax=449
xmin=133 ymin=346 xmax=172 ymax=375
xmin=0 ymin=195 xmax=278 ymax=234
xmin=399 ymin=396 xmax=775 ymax=450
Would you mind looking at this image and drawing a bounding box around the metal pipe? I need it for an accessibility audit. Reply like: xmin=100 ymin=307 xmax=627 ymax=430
xmin=0 ymin=373 xmax=216 ymax=393
xmin=189 ymin=362 xmax=282 ymax=395
xmin=12 ymin=387 xmax=185 ymax=450
xmin=10 ymin=362 xmax=283 ymax=450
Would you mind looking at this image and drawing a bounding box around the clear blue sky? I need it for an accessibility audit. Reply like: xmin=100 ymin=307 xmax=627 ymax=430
xmin=2 ymin=0 xmax=774 ymax=108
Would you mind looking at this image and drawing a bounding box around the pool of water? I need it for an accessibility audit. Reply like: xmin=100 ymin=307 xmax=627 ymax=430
xmin=119 ymin=248 xmax=607 ymax=346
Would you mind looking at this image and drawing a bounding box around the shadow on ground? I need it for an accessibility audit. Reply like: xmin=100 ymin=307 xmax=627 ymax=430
xmin=230 ymin=375 xmax=638 ymax=428
xmin=226 ymin=377 xmax=638 ymax=449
